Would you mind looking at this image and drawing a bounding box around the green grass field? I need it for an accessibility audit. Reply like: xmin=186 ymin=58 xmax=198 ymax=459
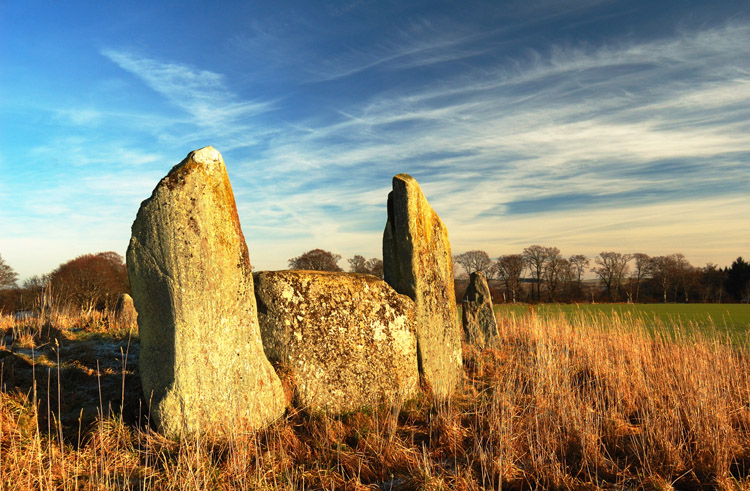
xmin=493 ymin=303 xmax=750 ymax=344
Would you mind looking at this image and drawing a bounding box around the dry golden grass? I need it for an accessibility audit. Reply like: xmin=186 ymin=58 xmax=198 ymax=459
xmin=1 ymin=308 xmax=749 ymax=490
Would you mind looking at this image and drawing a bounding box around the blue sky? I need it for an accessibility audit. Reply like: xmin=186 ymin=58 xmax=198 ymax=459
xmin=1 ymin=0 xmax=748 ymax=280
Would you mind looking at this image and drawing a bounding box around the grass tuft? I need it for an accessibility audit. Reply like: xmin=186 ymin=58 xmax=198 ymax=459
xmin=1 ymin=307 xmax=749 ymax=489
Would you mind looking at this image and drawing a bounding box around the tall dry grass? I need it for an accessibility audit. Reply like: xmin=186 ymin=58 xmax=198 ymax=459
xmin=1 ymin=308 xmax=749 ymax=490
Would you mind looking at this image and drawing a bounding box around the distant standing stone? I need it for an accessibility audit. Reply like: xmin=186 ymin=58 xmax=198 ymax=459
xmin=114 ymin=293 xmax=138 ymax=330
xmin=461 ymin=272 xmax=497 ymax=348
xmin=127 ymin=146 xmax=286 ymax=438
xmin=383 ymin=174 xmax=462 ymax=398
xmin=254 ymin=270 xmax=419 ymax=413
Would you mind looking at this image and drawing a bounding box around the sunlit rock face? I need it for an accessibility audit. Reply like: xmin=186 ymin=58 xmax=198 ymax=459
xmin=382 ymin=173 xmax=462 ymax=398
xmin=127 ymin=146 xmax=286 ymax=438
xmin=461 ymin=271 xmax=497 ymax=348
xmin=254 ymin=270 xmax=419 ymax=413
xmin=114 ymin=293 xmax=138 ymax=331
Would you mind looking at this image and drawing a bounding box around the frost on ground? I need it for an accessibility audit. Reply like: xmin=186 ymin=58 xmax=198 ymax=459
xmin=0 ymin=312 xmax=142 ymax=434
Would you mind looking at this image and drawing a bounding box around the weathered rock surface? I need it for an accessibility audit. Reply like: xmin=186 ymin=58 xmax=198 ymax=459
xmin=461 ymin=272 xmax=497 ymax=348
xmin=114 ymin=293 xmax=138 ymax=330
xmin=254 ymin=270 xmax=419 ymax=413
xmin=382 ymin=174 xmax=462 ymax=398
xmin=126 ymin=146 xmax=286 ymax=438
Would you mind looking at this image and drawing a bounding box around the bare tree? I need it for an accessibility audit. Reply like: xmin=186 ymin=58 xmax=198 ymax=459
xmin=650 ymin=255 xmax=677 ymax=303
xmin=671 ymin=253 xmax=695 ymax=303
xmin=523 ymin=245 xmax=558 ymax=301
xmin=568 ymin=255 xmax=590 ymax=284
xmin=593 ymin=252 xmax=632 ymax=301
xmin=289 ymin=249 xmax=343 ymax=272
xmin=21 ymin=274 xmax=52 ymax=311
xmin=348 ymin=255 xmax=368 ymax=274
xmin=560 ymin=260 xmax=577 ymax=301
xmin=366 ymin=258 xmax=384 ymax=279
xmin=348 ymin=255 xmax=383 ymax=279
xmin=628 ymin=253 xmax=651 ymax=303
xmin=496 ymin=254 xmax=525 ymax=303
xmin=22 ymin=275 xmax=49 ymax=291
xmin=567 ymin=254 xmax=589 ymax=301
xmin=544 ymin=251 xmax=566 ymax=302
xmin=0 ymin=254 xmax=18 ymax=290
xmin=453 ymin=250 xmax=494 ymax=279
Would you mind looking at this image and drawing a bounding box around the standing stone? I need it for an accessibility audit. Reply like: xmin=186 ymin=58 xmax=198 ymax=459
xmin=383 ymin=174 xmax=462 ymax=398
xmin=126 ymin=146 xmax=286 ymax=438
xmin=114 ymin=293 xmax=138 ymax=331
xmin=254 ymin=270 xmax=419 ymax=413
xmin=461 ymin=272 xmax=497 ymax=348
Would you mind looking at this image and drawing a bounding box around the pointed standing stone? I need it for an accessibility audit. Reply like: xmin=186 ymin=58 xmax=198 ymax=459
xmin=127 ymin=146 xmax=286 ymax=438
xmin=383 ymin=174 xmax=462 ymax=398
xmin=461 ymin=271 xmax=497 ymax=348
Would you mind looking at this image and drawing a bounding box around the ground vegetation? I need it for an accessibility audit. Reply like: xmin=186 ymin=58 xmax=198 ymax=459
xmin=1 ymin=307 xmax=749 ymax=489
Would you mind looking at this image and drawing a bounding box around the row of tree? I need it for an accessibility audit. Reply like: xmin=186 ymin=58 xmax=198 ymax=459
xmin=454 ymin=247 xmax=750 ymax=303
xmin=0 ymin=252 xmax=129 ymax=314
xmin=2 ymin=245 xmax=748 ymax=314
xmin=285 ymin=247 xmax=750 ymax=304
xmin=0 ymin=249 xmax=383 ymax=314
xmin=287 ymin=249 xmax=384 ymax=279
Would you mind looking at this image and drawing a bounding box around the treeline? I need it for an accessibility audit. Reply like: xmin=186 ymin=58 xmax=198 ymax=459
xmin=287 ymin=248 xmax=384 ymax=278
xmin=454 ymin=247 xmax=750 ymax=304
xmin=2 ymin=246 xmax=748 ymax=314
xmin=286 ymin=247 xmax=750 ymax=304
xmin=0 ymin=252 xmax=128 ymax=314
xmin=0 ymin=248 xmax=382 ymax=314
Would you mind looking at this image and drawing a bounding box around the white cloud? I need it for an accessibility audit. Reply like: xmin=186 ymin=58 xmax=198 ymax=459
xmin=100 ymin=49 xmax=278 ymax=151
xmin=448 ymin=195 xmax=750 ymax=265
xmin=230 ymin=22 xmax=750 ymax=270
xmin=308 ymin=22 xmax=493 ymax=81
xmin=102 ymin=49 xmax=227 ymax=113
xmin=7 ymin=19 xmax=749 ymax=279
xmin=56 ymin=108 xmax=102 ymax=126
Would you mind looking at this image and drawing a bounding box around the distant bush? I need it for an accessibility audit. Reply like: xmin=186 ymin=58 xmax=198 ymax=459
xmin=0 ymin=253 xmax=18 ymax=290
xmin=348 ymin=254 xmax=383 ymax=279
xmin=288 ymin=249 xmax=343 ymax=272
xmin=0 ymin=253 xmax=20 ymax=314
xmin=49 ymin=251 xmax=129 ymax=312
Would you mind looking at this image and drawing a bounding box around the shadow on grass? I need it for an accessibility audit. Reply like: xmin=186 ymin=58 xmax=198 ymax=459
xmin=0 ymin=322 xmax=146 ymax=445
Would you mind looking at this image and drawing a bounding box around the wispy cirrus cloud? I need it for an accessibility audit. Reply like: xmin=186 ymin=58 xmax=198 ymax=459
xmin=228 ymin=22 xmax=750 ymax=269
xmin=309 ymin=22 xmax=496 ymax=81
xmin=268 ymin=23 xmax=750 ymax=166
xmin=101 ymin=49 xmax=274 ymax=120
xmin=5 ymin=4 xmax=748 ymax=279
xmin=228 ymin=15 xmax=501 ymax=84
xmin=100 ymin=49 xmax=278 ymax=151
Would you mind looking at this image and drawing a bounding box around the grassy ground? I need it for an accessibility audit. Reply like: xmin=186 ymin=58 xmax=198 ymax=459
xmin=495 ymin=303 xmax=750 ymax=344
xmin=1 ymin=308 xmax=750 ymax=489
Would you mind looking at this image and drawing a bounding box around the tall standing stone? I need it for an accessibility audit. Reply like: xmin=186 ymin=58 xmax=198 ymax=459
xmin=383 ymin=174 xmax=462 ymax=398
xmin=127 ymin=146 xmax=286 ymax=438
xmin=461 ymin=272 xmax=497 ymax=348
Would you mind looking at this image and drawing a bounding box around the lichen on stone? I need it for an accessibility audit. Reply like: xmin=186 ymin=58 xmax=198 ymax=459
xmin=383 ymin=174 xmax=462 ymax=398
xmin=254 ymin=270 xmax=419 ymax=414
xmin=127 ymin=146 xmax=286 ymax=439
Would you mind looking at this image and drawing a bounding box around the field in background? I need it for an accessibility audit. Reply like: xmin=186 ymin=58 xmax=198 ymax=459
xmin=495 ymin=303 xmax=750 ymax=344
xmin=1 ymin=308 xmax=750 ymax=489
